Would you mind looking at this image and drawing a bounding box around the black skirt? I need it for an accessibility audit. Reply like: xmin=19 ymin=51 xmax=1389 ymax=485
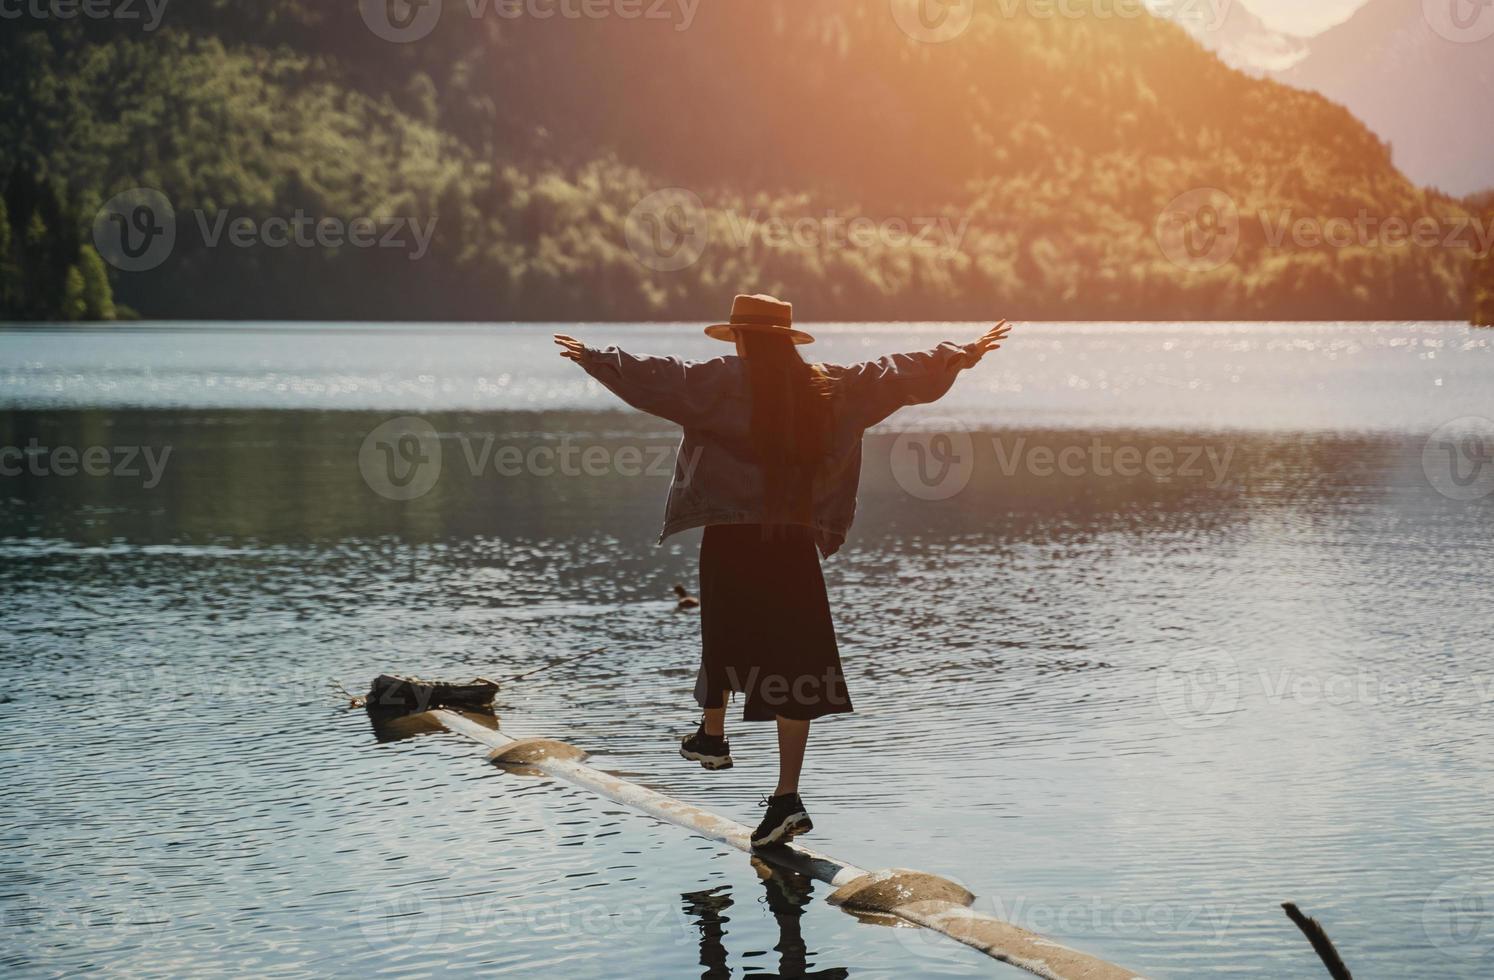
xmin=693 ymin=523 xmax=853 ymax=722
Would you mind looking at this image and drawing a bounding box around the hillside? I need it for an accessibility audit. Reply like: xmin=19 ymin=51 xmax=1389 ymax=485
xmin=0 ymin=0 xmax=1480 ymax=321
xmin=1275 ymin=0 xmax=1494 ymax=198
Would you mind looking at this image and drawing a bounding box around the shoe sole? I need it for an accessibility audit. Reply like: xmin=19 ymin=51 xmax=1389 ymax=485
xmin=680 ymin=746 xmax=734 ymax=770
xmin=751 ymin=812 xmax=813 ymax=848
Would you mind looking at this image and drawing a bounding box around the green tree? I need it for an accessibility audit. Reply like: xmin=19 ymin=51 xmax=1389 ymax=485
xmin=0 ymin=195 xmax=16 ymax=317
xmin=404 ymin=72 xmax=439 ymax=127
xmin=1473 ymin=237 xmax=1494 ymax=326
xmin=22 ymin=210 xmax=48 ymax=320
xmin=1471 ymin=199 xmax=1494 ymax=327
xmin=62 ymin=264 xmax=86 ymax=321
xmin=78 ymin=245 xmax=115 ymax=320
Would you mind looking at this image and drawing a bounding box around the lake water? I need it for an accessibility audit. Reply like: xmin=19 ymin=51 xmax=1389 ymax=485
xmin=2 ymin=322 xmax=1492 ymax=978
xmin=5 ymin=320 xmax=1491 ymax=430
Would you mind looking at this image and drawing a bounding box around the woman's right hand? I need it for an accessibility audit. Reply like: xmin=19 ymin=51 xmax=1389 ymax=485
xmin=963 ymin=321 xmax=1013 ymax=366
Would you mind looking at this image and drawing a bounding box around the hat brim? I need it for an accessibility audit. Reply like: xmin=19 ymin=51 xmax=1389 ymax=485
xmin=705 ymin=323 xmax=814 ymax=345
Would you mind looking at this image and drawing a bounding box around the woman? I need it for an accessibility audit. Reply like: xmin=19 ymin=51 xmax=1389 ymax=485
xmin=555 ymin=294 xmax=1011 ymax=847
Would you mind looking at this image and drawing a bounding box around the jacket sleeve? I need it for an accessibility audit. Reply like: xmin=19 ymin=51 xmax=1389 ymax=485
xmin=577 ymin=346 xmax=726 ymax=428
xmin=835 ymin=342 xmax=979 ymax=428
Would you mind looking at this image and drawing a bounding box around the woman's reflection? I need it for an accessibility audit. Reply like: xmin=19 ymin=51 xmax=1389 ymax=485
xmin=681 ymin=858 xmax=849 ymax=979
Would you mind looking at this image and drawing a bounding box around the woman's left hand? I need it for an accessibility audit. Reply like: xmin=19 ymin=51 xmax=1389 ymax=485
xmin=553 ymin=334 xmax=586 ymax=362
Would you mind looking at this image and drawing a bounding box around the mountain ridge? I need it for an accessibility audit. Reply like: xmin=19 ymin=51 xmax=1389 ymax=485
xmin=1182 ymin=0 xmax=1493 ymax=197
xmin=0 ymin=0 xmax=1480 ymax=321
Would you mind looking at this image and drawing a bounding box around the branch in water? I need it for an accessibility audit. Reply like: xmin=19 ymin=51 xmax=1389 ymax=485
xmin=1282 ymin=902 xmax=1353 ymax=980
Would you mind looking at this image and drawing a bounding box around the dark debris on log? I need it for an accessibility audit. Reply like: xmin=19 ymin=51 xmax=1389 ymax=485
xmin=366 ymin=674 xmax=499 ymax=715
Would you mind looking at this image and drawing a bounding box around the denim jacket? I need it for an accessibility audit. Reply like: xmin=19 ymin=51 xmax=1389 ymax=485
xmin=577 ymin=341 xmax=979 ymax=557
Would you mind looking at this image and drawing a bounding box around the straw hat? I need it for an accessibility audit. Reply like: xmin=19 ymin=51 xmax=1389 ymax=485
xmin=704 ymin=294 xmax=814 ymax=345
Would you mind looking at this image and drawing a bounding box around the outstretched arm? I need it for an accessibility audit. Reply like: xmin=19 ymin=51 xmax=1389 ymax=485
xmin=840 ymin=321 xmax=1013 ymax=428
xmin=554 ymin=333 xmax=725 ymax=428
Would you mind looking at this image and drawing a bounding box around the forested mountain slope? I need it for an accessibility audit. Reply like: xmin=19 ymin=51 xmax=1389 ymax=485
xmin=0 ymin=1 xmax=1479 ymax=321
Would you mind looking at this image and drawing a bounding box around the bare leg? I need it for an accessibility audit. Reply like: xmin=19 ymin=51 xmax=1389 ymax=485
xmin=702 ymin=704 xmax=726 ymax=737
xmin=774 ymin=717 xmax=810 ymax=797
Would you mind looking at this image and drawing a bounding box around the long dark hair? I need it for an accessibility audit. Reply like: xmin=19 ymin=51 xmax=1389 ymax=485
xmin=740 ymin=330 xmax=834 ymax=524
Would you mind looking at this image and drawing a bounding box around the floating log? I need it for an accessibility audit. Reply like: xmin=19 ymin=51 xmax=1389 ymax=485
xmin=365 ymin=674 xmax=498 ymax=714
xmin=368 ymin=707 xmax=499 ymax=744
xmin=428 ymin=708 xmax=1147 ymax=980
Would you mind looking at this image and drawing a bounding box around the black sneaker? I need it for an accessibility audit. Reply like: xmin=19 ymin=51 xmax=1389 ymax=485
xmin=751 ymin=793 xmax=813 ymax=847
xmin=679 ymin=724 xmax=733 ymax=770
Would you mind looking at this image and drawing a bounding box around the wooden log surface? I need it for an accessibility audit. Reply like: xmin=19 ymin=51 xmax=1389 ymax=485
xmin=428 ymin=708 xmax=1148 ymax=980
